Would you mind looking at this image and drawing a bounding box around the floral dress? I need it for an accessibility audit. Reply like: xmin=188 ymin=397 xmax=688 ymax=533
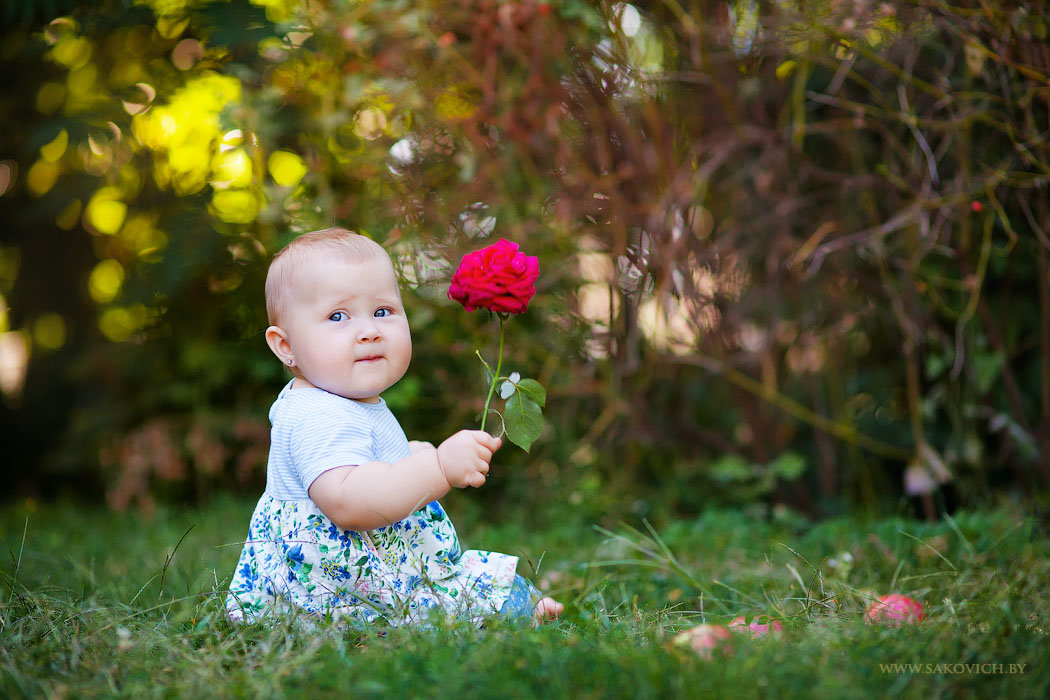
xmin=226 ymin=385 xmax=519 ymax=626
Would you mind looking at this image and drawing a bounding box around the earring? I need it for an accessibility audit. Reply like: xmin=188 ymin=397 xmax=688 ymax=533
xmin=287 ymin=358 xmax=293 ymax=365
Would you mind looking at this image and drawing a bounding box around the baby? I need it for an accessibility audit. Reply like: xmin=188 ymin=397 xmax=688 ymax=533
xmin=227 ymin=227 xmax=562 ymax=626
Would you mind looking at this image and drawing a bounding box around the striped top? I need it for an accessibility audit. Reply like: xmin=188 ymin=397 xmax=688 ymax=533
xmin=264 ymin=381 xmax=411 ymax=501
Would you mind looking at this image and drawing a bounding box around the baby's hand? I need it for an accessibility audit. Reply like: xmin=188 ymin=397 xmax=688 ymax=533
xmin=436 ymin=430 xmax=501 ymax=489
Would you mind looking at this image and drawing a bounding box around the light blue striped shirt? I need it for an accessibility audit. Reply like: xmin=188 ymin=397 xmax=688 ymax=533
xmin=264 ymin=381 xmax=411 ymax=501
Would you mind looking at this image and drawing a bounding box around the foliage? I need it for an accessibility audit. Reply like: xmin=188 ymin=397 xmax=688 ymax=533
xmin=1 ymin=497 xmax=1049 ymax=697
xmin=1 ymin=0 xmax=1050 ymax=517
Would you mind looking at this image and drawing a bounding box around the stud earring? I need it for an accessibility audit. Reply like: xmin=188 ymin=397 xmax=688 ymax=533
xmin=287 ymin=358 xmax=293 ymax=365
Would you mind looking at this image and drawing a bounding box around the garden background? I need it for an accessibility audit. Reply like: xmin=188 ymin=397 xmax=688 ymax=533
xmin=1 ymin=0 xmax=1050 ymax=696
xmin=4 ymin=0 xmax=1049 ymax=523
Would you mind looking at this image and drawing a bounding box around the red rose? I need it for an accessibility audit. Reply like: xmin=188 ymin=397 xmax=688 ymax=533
xmin=448 ymin=238 xmax=539 ymax=314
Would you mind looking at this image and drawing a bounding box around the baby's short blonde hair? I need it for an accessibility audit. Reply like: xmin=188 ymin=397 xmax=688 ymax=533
xmin=265 ymin=227 xmax=390 ymax=325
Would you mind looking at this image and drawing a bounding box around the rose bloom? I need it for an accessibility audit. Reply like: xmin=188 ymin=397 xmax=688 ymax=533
xmin=728 ymin=616 xmax=784 ymax=636
xmin=866 ymin=594 xmax=925 ymax=625
xmin=448 ymin=238 xmax=539 ymax=314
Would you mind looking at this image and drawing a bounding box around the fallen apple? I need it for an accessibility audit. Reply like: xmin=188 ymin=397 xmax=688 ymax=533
xmin=672 ymin=624 xmax=734 ymax=659
xmin=866 ymin=594 xmax=925 ymax=625
xmin=728 ymin=615 xmax=784 ymax=636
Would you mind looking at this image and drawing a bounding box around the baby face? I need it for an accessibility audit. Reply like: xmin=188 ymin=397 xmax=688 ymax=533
xmin=280 ymin=254 xmax=411 ymax=403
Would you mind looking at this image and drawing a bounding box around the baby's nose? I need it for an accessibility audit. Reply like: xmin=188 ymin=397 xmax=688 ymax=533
xmin=356 ymin=319 xmax=380 ymax=341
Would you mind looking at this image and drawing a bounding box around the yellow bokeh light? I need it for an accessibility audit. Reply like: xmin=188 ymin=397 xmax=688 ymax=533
xmin=775 ymin=60 xmax=797 ymax=80
xmin=67 ymin=63 xmax=98 ymax=96
xmin=132 ymin=72 xmax=243 ymax=195
xmin=89 ymin=259 xmax=125 ymax=303
xmin=40 ymin=129 xmax=69 ymax=163
xmin=209 ymin=188 xmax=262 ymax=224
xmin=133 ymin=108 xmax=171 ymax=144
xmin=118 ymin=164 xmax=142 ymax=197
xmin=167 ymin=143 xmax=211 ymax=194
xmin=98 ymin=304 xmax=147 ymax=342
xmin=258 ymin=36 xmax=285 ymax=60
xmin=251 ymin=0 xmax=299 ymax=23
xmin=50 ymin=35 xmax=92 ymax=68
xmin=211 ymin=148 xmax=253 ymax=188
xmin=36 ymin=82 xmax=67 ymax=114
xmin=27 ymin=160 xmax=59 ymax=197
xmin=157 ymin=15 xmax=191 ymax=40
xmin=834 ymin=39 xmax=854 ymax=62
xmin=86 ymin=191 xmax=127 ymax=235
xmin=151 ymin=159 xmax=170 ymax=189
xmin=110 ymin=57 xmax=148 ymax=88
xmin=119 ymin=214 xmax=168 ymax=258
xmin=436 ymin=87 xmax=477 ymax=122
xmin=268 ymin=150 xmax=307 ymax=187
xmin=158 ymin=113 xmax=178 ymax=139
xmin=33 ymin=313 xmax=67 ymax=350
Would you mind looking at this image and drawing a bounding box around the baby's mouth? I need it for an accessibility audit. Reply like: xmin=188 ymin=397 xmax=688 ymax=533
xmin=356 ymin=355 xmax=383 ymax=363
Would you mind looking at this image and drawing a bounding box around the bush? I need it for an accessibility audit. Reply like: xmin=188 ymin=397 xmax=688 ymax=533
xmin=1 ymin=0 xmax=1049 ymax=518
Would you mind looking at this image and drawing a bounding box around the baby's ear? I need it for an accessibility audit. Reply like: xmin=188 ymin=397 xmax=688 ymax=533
xmin=265 ymin=325 xmax=294 ymax=366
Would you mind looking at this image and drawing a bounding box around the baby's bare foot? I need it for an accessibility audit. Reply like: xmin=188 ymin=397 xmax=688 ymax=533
xmin=533 ymin=597 xmax=564 ymax=625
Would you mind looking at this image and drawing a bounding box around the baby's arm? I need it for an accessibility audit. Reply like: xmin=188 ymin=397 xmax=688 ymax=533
xmin=309 ymin=430 xmax=501 ymax=531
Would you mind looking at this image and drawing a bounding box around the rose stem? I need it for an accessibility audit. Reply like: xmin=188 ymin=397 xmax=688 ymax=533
xmin=480 ymin=316 xmax=505 ymax=434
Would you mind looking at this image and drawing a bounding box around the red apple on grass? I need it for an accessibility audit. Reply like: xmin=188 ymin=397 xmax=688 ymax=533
xmin=865 ymin=594 xmax=925 ymax=625
xmin=728 ymin=616 xmax=784 ymax=636
xmin=672 ymin=624 xmax=734 ymax=659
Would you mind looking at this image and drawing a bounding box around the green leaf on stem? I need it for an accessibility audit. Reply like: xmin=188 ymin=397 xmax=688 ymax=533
xmin=514 ymin=378 xmax=546 ymax=407
xmin=505 ymin=391 xmax=543 ymax=452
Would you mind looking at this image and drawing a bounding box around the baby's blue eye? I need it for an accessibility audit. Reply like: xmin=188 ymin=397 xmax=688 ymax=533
xmin=374 ymin=308 xmax=390 ymax=318
xmin=329 ymin=311 xmax=348 ymax=322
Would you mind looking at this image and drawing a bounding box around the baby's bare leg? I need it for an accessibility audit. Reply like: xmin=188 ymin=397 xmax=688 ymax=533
xmin=533 ymin=596 xmax=564 ymax=624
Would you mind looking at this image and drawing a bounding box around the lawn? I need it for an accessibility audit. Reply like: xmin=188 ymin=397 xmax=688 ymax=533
xmin=1 ymin=495 xmax=1047 ymax=698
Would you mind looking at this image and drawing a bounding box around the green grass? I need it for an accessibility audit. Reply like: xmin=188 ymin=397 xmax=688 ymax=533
xmin=1 ymin=495 xmax=1048 ymax=698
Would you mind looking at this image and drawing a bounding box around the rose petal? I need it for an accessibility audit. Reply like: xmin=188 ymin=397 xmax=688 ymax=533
xmin=447 ymin=239 xmax=539 ymax=314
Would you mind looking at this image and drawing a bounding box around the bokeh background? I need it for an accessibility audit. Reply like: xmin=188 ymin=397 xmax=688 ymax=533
xmin=1 ymin=0 xmax=1048 ymax=525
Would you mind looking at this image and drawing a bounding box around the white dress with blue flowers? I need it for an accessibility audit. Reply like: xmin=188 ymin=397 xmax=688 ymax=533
xmin=226 ymin=383 xmax=518 ymax=626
